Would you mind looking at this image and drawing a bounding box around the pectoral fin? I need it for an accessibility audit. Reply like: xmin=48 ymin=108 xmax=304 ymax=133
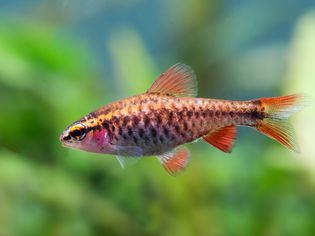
xmin=115 ymin=145 xmax=143 ymax=157
xmin=116 ymin=156 xmax=140 ymax=168
xmin=114 ymin=145 xmax=143 ymax=168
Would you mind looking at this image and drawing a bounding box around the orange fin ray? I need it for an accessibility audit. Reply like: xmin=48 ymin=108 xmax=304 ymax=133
xmin=256 ymin=119 xmax=300 ymax=153
xmin=254 ymin=94 xmax=310 ymax=153
xmin=157 ymin=146 xmax=190 ymax=176
xmin=147 ymin=63 xmax=198 ymax=97
xmin=259 ymin=94 xmax=310 ymax=119
xmin=203 ymin=125 xmax=237 ymax=153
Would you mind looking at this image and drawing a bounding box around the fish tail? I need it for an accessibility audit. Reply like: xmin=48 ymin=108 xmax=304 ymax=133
xmin=254 ymin=94 xmax=310 ymax=153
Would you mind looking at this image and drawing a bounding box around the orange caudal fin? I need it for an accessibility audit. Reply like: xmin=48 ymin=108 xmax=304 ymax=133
xmin=259 ymin=94 xmax=309 ymax=120
xmin=255 ymin=94 xmax=310 ymax=153
xmin=256 ymin=119 xmax=300 ymax=152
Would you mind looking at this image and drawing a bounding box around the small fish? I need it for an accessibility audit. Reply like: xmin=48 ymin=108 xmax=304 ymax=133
xmin=60 ymin=63 xmax=307 ymax=175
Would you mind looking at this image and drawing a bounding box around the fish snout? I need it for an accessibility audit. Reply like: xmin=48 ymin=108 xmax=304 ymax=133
xmin=59 ymin=131 xmax=71 ymax=145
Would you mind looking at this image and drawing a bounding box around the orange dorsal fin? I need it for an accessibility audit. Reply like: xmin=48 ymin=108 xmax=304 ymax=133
xmin=157 ymin=146 xmax=190 ymax=176
xmin=147 ymin=63 xmax=198 ymax=97
xmin=203 ymin=125 xmax=237 ymax=153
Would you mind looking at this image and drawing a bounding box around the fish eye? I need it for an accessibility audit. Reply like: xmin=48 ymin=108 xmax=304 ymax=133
xmin=69 ymin=124 xmax=87 ymax=141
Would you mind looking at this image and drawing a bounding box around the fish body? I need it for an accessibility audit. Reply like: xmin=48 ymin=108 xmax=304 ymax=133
xmin=60 ymin=63 xmax=307 ymax=175
xmin=77 ymin=94 xmax=260 ymax=155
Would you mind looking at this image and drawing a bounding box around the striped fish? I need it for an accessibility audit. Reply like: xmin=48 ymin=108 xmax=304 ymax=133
xmin=60 ymin=63 xmax=307 ymax=175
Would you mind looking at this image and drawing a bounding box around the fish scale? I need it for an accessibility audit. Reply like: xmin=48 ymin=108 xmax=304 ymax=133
xmin=60 ymin=63 xmax=306 ymax=175
xmin=83 ymin=93 xmax=262 ymax=156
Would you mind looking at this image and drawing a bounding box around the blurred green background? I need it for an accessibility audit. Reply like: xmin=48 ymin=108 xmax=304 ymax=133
xmin=0 ymin=0 xmax=315 ymax=235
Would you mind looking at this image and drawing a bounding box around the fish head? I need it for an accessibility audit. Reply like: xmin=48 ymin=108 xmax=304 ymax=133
xmin=59 ymin=120 xmax=110 ymax=153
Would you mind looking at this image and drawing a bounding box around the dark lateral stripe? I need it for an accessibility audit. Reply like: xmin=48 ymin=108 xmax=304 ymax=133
xmin=192 ymin=108 xmax=264 ymax=120
xmin=223 ymin=110 xmax=264 ymax=119
xmin=251 ymin=110 xmax=264 ymax=119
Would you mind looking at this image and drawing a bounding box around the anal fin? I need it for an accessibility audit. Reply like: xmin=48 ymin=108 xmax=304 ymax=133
xmin=203 ymin=125 xmax=236 ymax=153
xmin=157 ymin=146 xmax=190 ymax=176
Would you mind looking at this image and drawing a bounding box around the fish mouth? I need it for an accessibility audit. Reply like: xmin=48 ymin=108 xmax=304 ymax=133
xmin=61 ymin=142 xmax=71 ymax=147
xmin=59 ymin=133 xmax=66 ymax=142
xmin=60 ymin=139 xmax=73 ymax=148
xmin=59 ymin=132 xmax=72 ymax=146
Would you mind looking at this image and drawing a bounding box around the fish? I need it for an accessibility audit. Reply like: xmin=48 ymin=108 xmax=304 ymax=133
xmin=60 ymin=63 xmax=308 ymax=175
